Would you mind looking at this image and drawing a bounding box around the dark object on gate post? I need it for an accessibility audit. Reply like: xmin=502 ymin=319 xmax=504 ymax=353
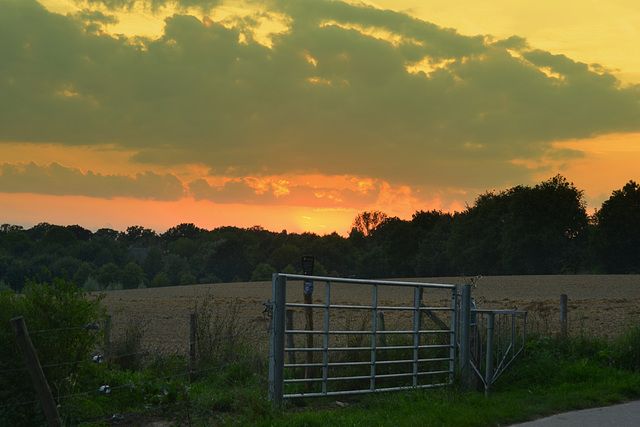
xmin=10 ymin=316 xmax=62 ymax=427
xmin=302 ymin=255 xmax=315 ymax=385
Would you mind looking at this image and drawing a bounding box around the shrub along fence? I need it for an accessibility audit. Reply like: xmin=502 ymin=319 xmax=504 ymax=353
xmin=2 ymin=299 xmax=270 ymax=426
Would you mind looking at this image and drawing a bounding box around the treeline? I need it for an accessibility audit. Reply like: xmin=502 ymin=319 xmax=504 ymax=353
xmin=1 ymin=175 xmax=640 ymax=292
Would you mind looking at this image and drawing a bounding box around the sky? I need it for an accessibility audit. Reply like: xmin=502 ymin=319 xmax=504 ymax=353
xmin=1 ymin=0 xmax=640 ymax=235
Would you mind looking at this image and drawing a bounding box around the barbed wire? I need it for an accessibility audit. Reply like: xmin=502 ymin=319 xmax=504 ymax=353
xmin=0 ymin=365 xmax=28 ymax=374
xmin=0 ymin=397 xmax=40 ymax=409
xmin=0 ymin=351 xmax=267 ymax=412
xmin=1 ymin=302 xmax=273 ymax=418
xmin=29 ymin=324 xmax=102 ymax=334
xmin=1 ymin=343 xmax=269 ymax=413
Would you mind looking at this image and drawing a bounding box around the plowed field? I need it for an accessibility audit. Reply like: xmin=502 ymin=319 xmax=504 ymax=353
xmin=98 ymin=275 xmax=640 ymax=355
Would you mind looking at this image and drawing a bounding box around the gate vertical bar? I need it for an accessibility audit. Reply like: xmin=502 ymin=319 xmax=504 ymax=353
xmin=511 ymin=313 xmax=516 ymax=358
xmin=412 ymin=285 xmax=421 ymax=387
xmin=322 ymin=280 xmax=331 ymax=395
xmin=449 ymin=287 xmax=457 ymax=384
xmin=485 ymin=312 xmax=495 ymax=396
xmin=371 ymin=284 xmax=378 ymax=391
xmin=269 ymin=273 xmax=287 ymax=405
xmin=459 ymin=284 xmax=471 ymax=391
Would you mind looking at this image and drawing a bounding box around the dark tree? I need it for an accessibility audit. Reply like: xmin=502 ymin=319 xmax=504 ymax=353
xmin=42 ymin=226 xmax=77 ymax=247
xmin=592 ymin=181 xmax=640 ymax=273
xmin=448 ymin=192 xmax=507 ymax=275
xmin=415 ymin=211 xmax=454 ymax=277
xmin=122 ymin=262 xmax=145 ymax=289
xmin=66 ymin=225 xmax=93 ymax=241
xmin=447 ymin=175 xmax=587 ymax=275
xmin=95 ymin=228 xmax=119 ymax=240
xmin=121 ymin=226 xmax=159 ymax=248
xmin=350 ymin=211 xmax=388 ymax=237
xmin=162 ymin=223 xmax=203 ymax=243
xmin=143 ymin=248 xmax=165 ymax=279
xmin=372 ymin=217 xmax=421 ymax=277
xmin=499 ymin=175 xmax=588 ymax=274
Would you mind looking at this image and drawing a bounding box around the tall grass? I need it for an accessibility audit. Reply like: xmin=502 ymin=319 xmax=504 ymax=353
xmin=6 ymin=280 xmax=640 ymax=426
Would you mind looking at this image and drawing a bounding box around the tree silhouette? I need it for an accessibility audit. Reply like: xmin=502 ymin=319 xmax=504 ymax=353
xmin=592 ymin=181 xmax=640 ymax=273
xmin=350 ymin=210 xmax=388 ymax=237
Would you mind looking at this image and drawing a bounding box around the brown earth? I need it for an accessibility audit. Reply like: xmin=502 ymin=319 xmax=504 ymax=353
xmin=98 ymin=275 xmax=640 ymax=355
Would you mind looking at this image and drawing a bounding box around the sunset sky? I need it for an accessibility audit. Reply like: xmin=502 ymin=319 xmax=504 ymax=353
xmin=2 ymin=0 xmax=640 ymax=235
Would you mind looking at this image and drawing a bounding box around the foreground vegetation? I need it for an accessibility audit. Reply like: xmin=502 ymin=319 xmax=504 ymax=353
xmin=3 ymin=176 xmax=640 ymax=294
xmin=2 ymin=279 xmax=640 ymax=426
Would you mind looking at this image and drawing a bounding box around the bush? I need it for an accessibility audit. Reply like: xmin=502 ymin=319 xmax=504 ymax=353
xmin=82 ymin=276 xmax=101 ymax=292
xmin=122 ymin=262 xmax=145 ymax=290
xmin=281 ymin=264 xmax=297 ymax=274
xmin=0 ymin=279 xmax=106 ymax=425
xmin=74 ymin=262 xmax=96 ymax=288
xmin=111 ymin=317 xmax=148 ymax=371
xmin=151 ymin=272 xmax=171 ymax=287
xmin=98 ymin=262 xmax=121 ymax=288
xmin=250 ymin=263 xmax=276 ymax=281
xmin=193 ymin=296 xmax=257 ymax=369
xmin=612 ymin=325 xmax=640 ymax=371
xmin=179 ymin=272 xmax=197 ymax=286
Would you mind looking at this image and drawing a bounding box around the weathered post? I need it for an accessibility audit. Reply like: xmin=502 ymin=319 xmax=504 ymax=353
xmin=560 ymin=294 xmax=568 ymax=337
xmin=459 ymin=284 xmax=472 ymax=391
xmin=104 ymin=315 xmax=111 ymax=362
xmin=269 ymin=273 xmax=286 ymax=405
xmin=10 ymin=316 xmax=61 ymax=427
xmin=302 ymin=255 xmax=315 ymax=385
xmin=190 ymin=313 xmax=197 ymax=381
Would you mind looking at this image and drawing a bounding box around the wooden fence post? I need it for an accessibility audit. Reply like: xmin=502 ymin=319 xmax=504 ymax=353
xmin=190 ymin=313 xmax=197 ymax=381
xmin=560 ymin=294 xmax=568 ymax=337
xmin=104 ymin=315 xmax=111 ymax=362
xmin=303 ymin=290 xmax=314 ymax=385
xmin=10 ymin=316 xmax=61 ymax=427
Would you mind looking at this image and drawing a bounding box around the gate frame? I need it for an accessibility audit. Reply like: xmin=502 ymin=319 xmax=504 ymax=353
xmin=268 ymin=275 xmax=527 ymax=404
xmin=268 ymin=274 xmax=459 ymax=405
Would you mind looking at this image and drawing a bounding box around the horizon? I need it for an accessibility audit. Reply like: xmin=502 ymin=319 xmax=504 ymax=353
xmin=2 ymin=174 xmax=631 ymax=236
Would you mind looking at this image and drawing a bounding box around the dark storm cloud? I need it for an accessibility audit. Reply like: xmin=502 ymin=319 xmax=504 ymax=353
xmin=1 ymin=0 xmax=639 ymax=195
xmin=0 ymin=162 xmax=186 ymax=200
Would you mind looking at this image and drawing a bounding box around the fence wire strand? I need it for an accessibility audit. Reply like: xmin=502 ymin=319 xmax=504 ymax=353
xmin=1 ymin=306 xmax=271 ymax=419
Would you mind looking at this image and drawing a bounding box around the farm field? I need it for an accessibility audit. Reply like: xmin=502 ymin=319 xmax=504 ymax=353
xmin=98 ymin=275 xmax=640 ymax=355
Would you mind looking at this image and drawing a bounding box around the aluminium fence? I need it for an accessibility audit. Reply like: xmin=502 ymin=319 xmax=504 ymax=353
xmin=467 ymin=308 xmax=527 ymax=396
xmin=267 ymin=274 xmax=459 ymax=404
xmin=268 ymin=276 xmax=528 ymax=404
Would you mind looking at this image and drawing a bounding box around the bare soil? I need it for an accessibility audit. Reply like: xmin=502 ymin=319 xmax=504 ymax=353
xmin=98 ymin=275 xmax=640 ymax=355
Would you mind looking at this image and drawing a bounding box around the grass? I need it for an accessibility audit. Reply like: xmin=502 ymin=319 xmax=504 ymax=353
xmin=182 ymin=327 xmax=640 ymax=426
xmin=6 ymin=284 xmax=640 ymax=426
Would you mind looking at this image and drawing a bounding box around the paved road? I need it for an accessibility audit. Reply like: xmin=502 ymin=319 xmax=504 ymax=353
xmin=511 ymin=401 xmax=640 ymax=426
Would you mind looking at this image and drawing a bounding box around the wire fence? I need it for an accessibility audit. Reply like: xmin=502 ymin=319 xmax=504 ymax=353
xmin=1 ymin=300 xmax=273 ymax=425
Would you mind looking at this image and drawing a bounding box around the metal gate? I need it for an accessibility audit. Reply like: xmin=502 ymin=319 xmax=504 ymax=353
xmin=268 ymin=274 xmax=458 ymax=404
xmin=268 ymin=275 xmax=527 ymax=403
xmin=467 ymin=309 xmax=527 ymax=395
